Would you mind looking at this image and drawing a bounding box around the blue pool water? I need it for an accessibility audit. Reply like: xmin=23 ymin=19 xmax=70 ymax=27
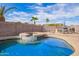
xmin=0 ymin=37 xmax=74 ymax=56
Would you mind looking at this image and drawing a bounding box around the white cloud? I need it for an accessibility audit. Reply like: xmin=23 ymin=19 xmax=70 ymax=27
xmin=29 ymin=3 xmax=79 ymax=24
xmin=5 ymin=3 xmax=79 ymax=25
xmin=36 ymin=3 xmax=43 ymax=6
xmin=6 ymin=11 xmax=33 ymax=23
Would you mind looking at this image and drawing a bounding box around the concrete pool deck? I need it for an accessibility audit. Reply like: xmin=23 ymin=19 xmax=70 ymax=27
xmin=33 ymin=32 xmax=79 ymax=56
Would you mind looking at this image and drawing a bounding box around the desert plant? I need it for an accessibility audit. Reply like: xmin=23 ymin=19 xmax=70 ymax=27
xmin=31 ymin=16 xmax=38 ymax=24
xmin=0 ymin=5 xmax=17 ymax=22
xmin=45 ymin=18 xmax=49 ymax=24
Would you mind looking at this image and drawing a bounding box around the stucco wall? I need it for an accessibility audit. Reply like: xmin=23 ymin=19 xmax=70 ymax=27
xmin=42 ymin=25 xmax=56 ymax=32
xmin=42 ymin=25 xmax=63 ymax=33
xmin=0 ymin=22 xmax=43 ymax=37
xmin=0 ymin=22 xmax=63 ymax=37
xmin=0 ymin=22 xmax=16 ymax=36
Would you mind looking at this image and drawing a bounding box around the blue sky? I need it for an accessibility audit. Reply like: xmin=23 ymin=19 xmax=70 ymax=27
xmin=0 ymin=3 xmax=79 ymax=25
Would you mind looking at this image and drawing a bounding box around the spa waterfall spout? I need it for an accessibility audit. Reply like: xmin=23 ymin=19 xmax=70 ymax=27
xmin=18 ymin=33 xmax=37 ymax=44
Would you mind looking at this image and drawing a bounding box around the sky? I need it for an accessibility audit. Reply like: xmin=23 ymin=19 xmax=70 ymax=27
xmin=0 ymin=3 xmax=79 ymax=25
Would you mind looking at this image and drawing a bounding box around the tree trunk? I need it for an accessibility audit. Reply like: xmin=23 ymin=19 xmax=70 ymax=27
xmin=0 ymin=16 xmax=5 ymax=22
xmin=34 ymin=21 xmax=36 ymax=24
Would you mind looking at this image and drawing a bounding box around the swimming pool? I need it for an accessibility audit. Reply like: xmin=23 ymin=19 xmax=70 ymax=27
xmin=0 ymin=37 xmax=74 ymax=56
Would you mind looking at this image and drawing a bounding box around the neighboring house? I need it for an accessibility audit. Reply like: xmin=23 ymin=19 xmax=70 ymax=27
xmin=58 ymin=26 xmax=68 ymax=33
xmin=58 ymin=25 xmax=76 ymax=34
xmin=43 ymin=24 xmax=64 ymax=33
xmin=70 ymin=25 xmax=79 ymax=33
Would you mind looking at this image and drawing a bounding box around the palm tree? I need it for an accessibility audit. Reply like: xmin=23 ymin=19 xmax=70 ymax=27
xmin=31 ymin=16 xmax=38 ymax=24
xmin=45 ymin=18 xmax=49 ymax=24
xmin=0 ymin=5 xmax=17 ymax=22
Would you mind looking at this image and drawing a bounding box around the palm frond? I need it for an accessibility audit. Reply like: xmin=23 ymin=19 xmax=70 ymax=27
xmin=0 ymin=8 xmax=2 ymax=15
xmin=32 ymin=16 xmax=38 ymax=20
xmin=0 ymin=6 xmax=5 ymax=16
xmin=1 ymin=6 xmax=6 ymax=15
xmin=4 ymin=7 xmax=17 ymax=14
xmin=31 ymin=16 xmax=38 ymax=24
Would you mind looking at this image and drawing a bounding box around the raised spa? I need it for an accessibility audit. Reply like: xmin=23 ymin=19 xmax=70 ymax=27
xmin=0 ymin=37 xmax=74 ymax=56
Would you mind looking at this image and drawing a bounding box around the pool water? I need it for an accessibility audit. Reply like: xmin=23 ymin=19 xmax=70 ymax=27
xmin=0 ymin=37 xmax=74 ymax=56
